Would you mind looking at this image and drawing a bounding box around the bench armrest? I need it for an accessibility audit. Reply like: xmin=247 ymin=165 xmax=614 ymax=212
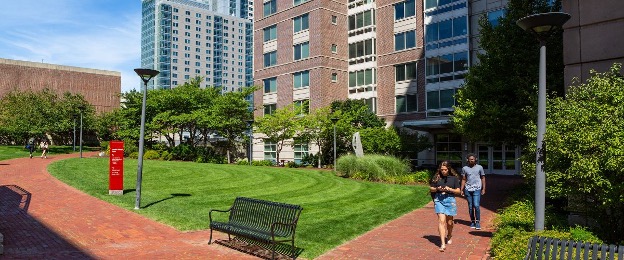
xmin=270 ymin=222 xmax=297 ymax=238
xmin=209 ymin=208 xmax=231 ymax=223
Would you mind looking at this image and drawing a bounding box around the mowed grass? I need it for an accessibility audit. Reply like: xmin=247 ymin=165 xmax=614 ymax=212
xmin=0 ymin=145 xmax=93 ymax=161
xmin=48 ymin=158 xmax=431 ymax=259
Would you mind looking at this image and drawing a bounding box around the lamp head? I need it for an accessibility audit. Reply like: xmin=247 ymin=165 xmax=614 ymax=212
xmin=516 ymin=12 xmax=570 ymax=41
xmin=330 ymin=117 xmax=339 ymax=124
xmin=246 ymin=119 xmax=254 ymax=126
xmin=134 ymin=68 xmax=160 ymax=84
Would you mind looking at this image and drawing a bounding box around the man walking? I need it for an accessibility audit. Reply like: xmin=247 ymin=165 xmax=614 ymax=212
xmin=461 ymin=153 xmax=486 ymax=230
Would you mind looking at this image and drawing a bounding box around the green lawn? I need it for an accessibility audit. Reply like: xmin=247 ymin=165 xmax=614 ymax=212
xmin=48 ymin=158 xmax=431 ymax=259
xmin=0 ymin=145 xmax=94 ymax=161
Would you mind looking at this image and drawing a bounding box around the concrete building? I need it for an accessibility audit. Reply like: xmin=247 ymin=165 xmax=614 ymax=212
xmin=140 ymin=0 xmax=254 ymax=92
xmin=0 ymin=58 xmax=120 ymax=113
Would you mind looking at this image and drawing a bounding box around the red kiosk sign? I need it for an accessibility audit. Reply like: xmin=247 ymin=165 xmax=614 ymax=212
xmin=109 ymin=140 xmax=124 ymax=195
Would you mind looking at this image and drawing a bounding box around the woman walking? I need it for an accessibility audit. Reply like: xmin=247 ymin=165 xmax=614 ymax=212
xmin=429 ymin=161 xmax=461 ymax=252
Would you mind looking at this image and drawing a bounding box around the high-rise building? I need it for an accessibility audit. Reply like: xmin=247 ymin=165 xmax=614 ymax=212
xmin=140 ymin=0 xmax=254 ymax=92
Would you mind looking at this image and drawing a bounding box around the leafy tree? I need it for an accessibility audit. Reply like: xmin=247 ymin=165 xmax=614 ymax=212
xmin=358 ymin=127 xmax=401 ymax=155
xmin=523 ymin=64 xmax=624 ymax=242
xmin=255 ymin=104 xmax=301 ymax=163
xmin=452 ymin=0 xmax=564 ymax=146
xmin=298 ymin=107 xmax=332 ymax=168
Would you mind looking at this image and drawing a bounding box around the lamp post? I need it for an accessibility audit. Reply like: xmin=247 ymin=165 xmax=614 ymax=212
xmin=73 ymin=115 xmax=76 ymax=152
xmin=517 ymin=12 xmax=570 ymax=231
xmin=246 ymin=119 xmax=254 ymax=166
xmin=330 ymin=117 xmax=339 ymax=169
xmin=79 ymin=111 xmax=83 ymax=158
xmin=133 ymin=68 xmax=160 ymax=210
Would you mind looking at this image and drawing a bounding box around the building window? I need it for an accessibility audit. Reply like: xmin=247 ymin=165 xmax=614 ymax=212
xmin=293 ymin=14 xmax=309 ymax=33
xmin=263 ymin=77 xmax=277 ymax=93
xmin=293 ymin=42 xmax=309 ymax=60
xmin=263 ymin=25 xmax=277 ymax=42
xmin=395 ymin=30 xmax=416 ymax=51
xmin=332 ymin=15 xmax=337 ymax=24
xmin=396 ymin=94 xmax=418 ymax=113
xmin=435 ymin=134 xmax=462 ymax=166
xmin=488 ymin=9 xmax=505 ymax=27
xmin=294 ymin=99 xmax=309 ymax=115
xmin=263 ymin=0 xmax=277 ymax=17
xmin=264 ymin=51 xmax=277 ymax=67
xmin=426 ymin=51 xmax=468 ymax=82
xmin=294 ymin=0 xmax=309 ymax=6
xmin=395 ymin=62 xmax=417 ymax=82
xmin=348 ymin=10 xmax=374 ymax=31
xmin=425 ymin=16 xmax=467 ymax=43
xmin=349 ymin=68 xmax=375 ymax=87
xmin=293 ymin=70 xmax=310 ymax=88
xmin=264 ymin=103 xmax=277 ymax=115
xmin=348 ymin=39 xmax=374 ymax=59
xmin=331 ymin=44 xmax=338 ymax=53
xmin=332 ymin=73 xmax=338 ymax=82
xmin=293 ymin=141 xmax=309 ymax=164
xmin=264 ymin=141 xmax=277 ymax=161
xmin=427 ymin=88 xmax=456 ymax=110
xmin=394 ymin=0 xmax=415 ymax=20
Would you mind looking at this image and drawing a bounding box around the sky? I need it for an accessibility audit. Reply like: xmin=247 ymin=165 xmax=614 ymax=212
xmin=0 ymin=0 xmax=143 ymax=93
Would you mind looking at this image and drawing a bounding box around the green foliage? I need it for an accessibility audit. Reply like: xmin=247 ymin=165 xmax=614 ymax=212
xmin=358 ymin=127 xmax=400 ymax=155
xmin=194 ymin=146 xmax=226 ymax=164
xmin=128 ymin=152 xmax=139 ymax=159
xmin=336 ymin=154 xmax=411 ymax=183
xmin=255 ymin=103 xmax=301 ymax=162
xmin=452 ymin=0 xmax=564 ymax=146
xmin=143 ymin=150 xmax=160 ymax=160
xmin=123 ymin=141 xmax=138 ymax=157
xmin=160 ymin=150 xmax=172 ymax=161
xmin=523 ymin=63 xmax=624 ymax=242
xmin=252 ymin=160 xmax=275 ymax=166
xmin=170 ymin=144 xmax=195 ymax=161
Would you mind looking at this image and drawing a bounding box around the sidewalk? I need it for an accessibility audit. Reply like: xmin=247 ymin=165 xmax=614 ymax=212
xmin=0 ymin=152 xmax=523 ymax=259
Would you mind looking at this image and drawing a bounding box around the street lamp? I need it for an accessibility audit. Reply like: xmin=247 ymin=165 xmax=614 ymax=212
xmin=246 ymin=119 xmax=254 ymax=166
xmin=133 ymin=68 xmax=160 ymax=210
xmin=517 ymin=12 xmax=570 ymax=231
xmin=73 ymin=115 xmax=76 ymax=152
xmin=330 ymin=117 xmax=339 ymax=169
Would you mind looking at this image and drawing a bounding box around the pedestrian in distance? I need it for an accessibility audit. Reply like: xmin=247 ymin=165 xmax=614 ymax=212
xmin=461 ymin=153 xmax=486 ymax=230
xmin=429 ymin=160 xmax=461 ymax=252
xmin=26 ymin=137 xmax=36 ymax=159
xmin=40 ymin=140 xmax=49 ymax=159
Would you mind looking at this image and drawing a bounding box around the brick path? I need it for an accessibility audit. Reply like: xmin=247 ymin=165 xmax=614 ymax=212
xmin=0 ymin=152 xmax=523 ymax=259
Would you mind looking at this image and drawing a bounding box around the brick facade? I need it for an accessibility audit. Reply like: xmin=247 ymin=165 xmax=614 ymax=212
xmin=0 ymin=58 xmax=121 ymax=113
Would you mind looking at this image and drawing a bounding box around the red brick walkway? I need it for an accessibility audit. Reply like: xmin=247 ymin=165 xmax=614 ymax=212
xmin=0 ymin=152 xmax=523 ymax=259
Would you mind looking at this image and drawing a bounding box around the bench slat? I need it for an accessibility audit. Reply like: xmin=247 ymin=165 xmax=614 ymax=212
xmin=526 ymin=236 xmax=622 ymax=260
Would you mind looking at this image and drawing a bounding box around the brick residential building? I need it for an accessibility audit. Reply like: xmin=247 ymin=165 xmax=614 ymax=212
xmin=0 ymin=58 xmax=121 ymax=113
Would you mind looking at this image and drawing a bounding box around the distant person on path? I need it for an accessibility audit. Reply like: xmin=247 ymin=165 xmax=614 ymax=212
xmin=40 ymin=140 xmax=49 ymax=159
xmin=27 ymin=137 xmax=36 ymax=159
xmin=461 ymin=153 xmax=486 ymax=230
xmin=429 ymin=160 xmax=461 ymax=252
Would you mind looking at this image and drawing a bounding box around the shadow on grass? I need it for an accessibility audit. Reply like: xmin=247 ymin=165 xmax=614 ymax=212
xmin=142 ymin=193 xmax=192 ymax=208
xmin=123 ymin=189 xmax=136 ymax=194
xmin=214 ymin=237 xmax=304 ymax=260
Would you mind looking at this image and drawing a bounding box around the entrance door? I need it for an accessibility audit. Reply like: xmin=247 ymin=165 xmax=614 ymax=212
xmin=477 ymin=145 xmax=490 ymax=173
xmin=491 ymin=145 xmax=519 ymax=175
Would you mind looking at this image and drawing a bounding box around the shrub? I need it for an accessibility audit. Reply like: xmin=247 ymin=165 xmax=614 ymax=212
xmin=143 ymin=150 xmax=160 ymax=160
xmin=336 ymin=154 xmax=410 ymax=183
xmin=411 ymin=170 xmax=433 ymax=183
xmin=128 ymin=152 xmax=139 ymax=159
xmin=195 ymin=146 xmax=225 ymax=164
xmin=285 ymin=161 xmax=299 ymax=168
xmin=170 ymin=144 xmax=195 ymax=161
xmin=252 ymin=160 xmax=275 ymax=167
xmin=100 ymin=141 xmax=110 ymax=155
xmin=123 ymin=141 xmax=138 ymax=157
xmin=236 ymin=159 xmax=251 ymax=165
xmin=160 ymin=151 xmax=172 ymax=161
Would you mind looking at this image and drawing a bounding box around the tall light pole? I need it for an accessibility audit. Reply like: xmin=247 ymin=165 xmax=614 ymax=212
xmin=330 ymin=117 xmax=339 ymax=169
xmin=246 ymin=119 xmax=254 ymax=166
xmin=79 ymin=111 xmax=83 ymax=158
xmin=517 ymin=12 xmax=570 ymax=231
xmin=133 ymin=68 xmax=160 ymax=210
xmin=73 ymin=116 xmax=76 ymax=152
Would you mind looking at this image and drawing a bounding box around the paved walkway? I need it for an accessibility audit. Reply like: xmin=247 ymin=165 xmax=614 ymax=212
xmin=0 ymin=152 xmax=523 ymax=259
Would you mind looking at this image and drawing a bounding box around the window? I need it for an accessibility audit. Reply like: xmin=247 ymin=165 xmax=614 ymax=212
xmin=488 ymin=9 xmax=505 ymax=27
xmin=427 ymin=88 xmax=456 ymax=110
xmin=331 ymin=44 xmax=337 ymax=53
xmin=426 ymin=51 xmax=468 ymax=78
xmin=264 ymin=141 xmax=277 ymax=161
xmin=349 ymin=68 xmax=375 ymax=87
xmin=394 ymin=0 xmax=415 ymax=20
xmin=293 ymin=42 xmax=309 ymax=60
xmin=263 ymin=25 xmax=277 ymax=42
xmin=264 ymin=104 xmax=277 ymax=115
xmin=294 ymin=100 xmax=309 ymax=115
xmin=348 ymin=39 xmax=374 ymax=59
xmin=293 ymin=141 xmax=309 ymax=163
xmin=331 ymin=73 xmax=338 ymax=82
xmin=435 ymin=134 xmax=462 ymax=166
xmin=263 ymin=0 xmax=277 ymax=17
xmin=293 ymin=14 xmax=309 ymax=33
xmin=332 ymin=15 xmax=337 ymax=24
xmin=348 ymin=10 xmax=374 ymax=31
xmin=396 ymin=94 xmax=418 ymax=113
xmin=293 ymin=70 xmax=310 ymax=88
xmin=294 ymin=0 xmax=309 ymax=5
xmin=264 ymin=77 xmax=277 ymax=93
xmin=264 ymin=51 xmax=277 ymax=67
xmin=395 ymin=62 xmax=417 ymax=82
xmin=395 ymin=30 xmax=416 ymax=51
xmin=425 ymin=16 xmax=467 ymax=43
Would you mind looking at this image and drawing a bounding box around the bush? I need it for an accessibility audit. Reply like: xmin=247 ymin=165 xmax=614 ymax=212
xmin=143 ymin=150 xmax=160 ymax=160
xmin=128 ymin=152 xmax=139 ymax=159
xmin=336 ymin=154 xmax=410 ymax=183
xmin=160 ymin=150 xmax=172 ymax=161
xmin=100 ymin=141 xmax=110 ymax=155
xmin=195 ymin=146 xmax=226 ymax=164
xmin=236 ymin=159 xmax=251 ymax=165
xmin=285 ymin=161 xmax=299 ymax=168
xmin=252 ymin=160 xmax=275 ymax=167
xmin=123 ymin=141 xmax=138 ymax=157
xmin=170 ymin=144 xmax=195 ymax=161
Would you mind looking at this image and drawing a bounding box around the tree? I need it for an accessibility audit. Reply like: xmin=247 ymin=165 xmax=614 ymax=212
xmin=255 ymin=104 xmax=301 ymax=163
xmin=358 ymin=127 xmax=401 ymax=154
xmin=523 ymin=64 xmax=624 ymax=242
xmin=298 ymin=107 xmax=332 ymax=168
xmin=452 ymin=0 xmax=564 ymax=146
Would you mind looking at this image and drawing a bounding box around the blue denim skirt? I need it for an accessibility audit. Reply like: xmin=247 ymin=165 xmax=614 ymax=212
xmin=434 ymin=193 xmax=457 ymax=216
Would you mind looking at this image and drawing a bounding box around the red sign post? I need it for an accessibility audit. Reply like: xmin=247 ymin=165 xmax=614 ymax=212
xmin=109 ymin=140 xmax=124 ymax=195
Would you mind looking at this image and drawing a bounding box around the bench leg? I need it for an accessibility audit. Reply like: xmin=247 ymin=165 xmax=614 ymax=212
xmin=208 ymin=229 xmax=213 ymax=244
xmin=292 ymin=240 xmax=296 ymax=260
xmin=271 ymin=240 xmax=276 ymax=260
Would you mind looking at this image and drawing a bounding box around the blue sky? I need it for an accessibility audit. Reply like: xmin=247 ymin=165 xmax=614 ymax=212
xmin=0 ymin=0 xmax=143 ymax=93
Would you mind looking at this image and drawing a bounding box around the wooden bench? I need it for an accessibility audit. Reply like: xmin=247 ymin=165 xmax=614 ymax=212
xmin=525 ymin=235 xmax=623 ymax=260
xmin=209 ymin=197 xmax=303 ymax=259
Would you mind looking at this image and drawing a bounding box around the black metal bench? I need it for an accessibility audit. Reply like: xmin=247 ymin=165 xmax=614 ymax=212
xmin=525 ymin=235 xmax=623 ymax=260
xmin=209 ymin=197 xmax=303 ymax=259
